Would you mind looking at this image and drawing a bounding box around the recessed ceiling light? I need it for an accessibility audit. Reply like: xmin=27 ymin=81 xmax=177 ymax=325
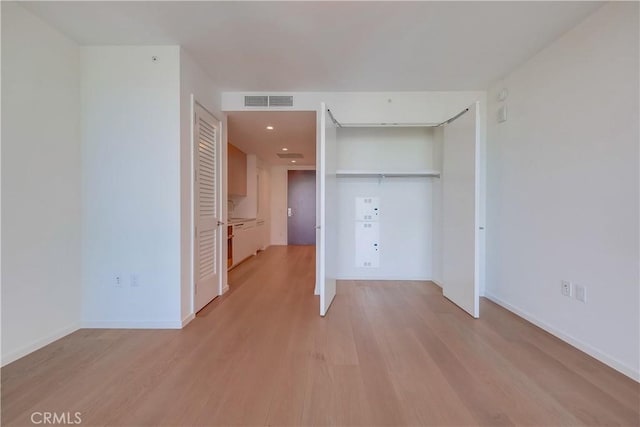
xmin=282 ymin=147 xmax=288 ymax=151
xmin=266 ymin=125 xmax=274 ymax=130
xmin=291 ymin=160 xmax=296 ymax=163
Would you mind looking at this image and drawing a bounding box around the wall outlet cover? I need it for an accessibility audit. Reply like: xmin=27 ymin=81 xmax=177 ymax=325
xmin=130 ymin=274 xmax=140 ymax=287
xmin=114 ymin=274 xmax=124 ymax=288
xmin=561 ymin=280 xmax=572 ymax=297
xmin=575 ymin=284 xmax=586 ymax=302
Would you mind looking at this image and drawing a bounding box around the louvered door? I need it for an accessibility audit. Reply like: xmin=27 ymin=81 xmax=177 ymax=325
xmin=194 ymin=103 xmax=220 ymax=312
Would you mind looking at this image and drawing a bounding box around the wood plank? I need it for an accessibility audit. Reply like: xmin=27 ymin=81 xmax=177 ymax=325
xmin=2 ymin=246 xmax=638 ymax=426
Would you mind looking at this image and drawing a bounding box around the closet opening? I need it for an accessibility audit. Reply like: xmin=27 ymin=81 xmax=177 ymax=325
xmin=318 ymin=104 xmax=482 ymax=318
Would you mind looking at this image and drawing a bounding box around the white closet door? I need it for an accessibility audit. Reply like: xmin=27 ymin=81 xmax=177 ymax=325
xmin=442 ymin=102 xmax=480 ymax=318
xmin=318 ymin=104 xmax=338 ymax=316
xmin=194 ymin=103 xmax=221 ymax=312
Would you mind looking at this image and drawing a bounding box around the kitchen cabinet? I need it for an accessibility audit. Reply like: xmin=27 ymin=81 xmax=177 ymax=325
xmin=228 ymin=143 xmax=247 ymax=196
xmin=231 ymin=220 xmax=259 ymax=267
xmin=256 ymin=219 xmax=267 ymax=251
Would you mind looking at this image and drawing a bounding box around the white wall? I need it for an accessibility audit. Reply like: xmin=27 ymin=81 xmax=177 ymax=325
xmin=222 ymin=91 xmax=485 ymax=126
xmin=1 ymin=3 xmax=82 ymax=364
xmin=179 ymin=48 xmax=227 ymax=320
xmin=81 ymin=46 xmax=182 ymax=327
xmin=485 ymin=2 xmax=639 ymax=380
xmin=270 ymin=165 xmax=315 ymax=245
xmin=336 ymin=127 xmax=436 ymax=280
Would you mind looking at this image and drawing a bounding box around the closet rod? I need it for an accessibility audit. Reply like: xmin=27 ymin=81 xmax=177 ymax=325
xmin=327 ymin=109 xmax=342 ymax=128
xmin=437 ymin=107 xmax=469 ymax=127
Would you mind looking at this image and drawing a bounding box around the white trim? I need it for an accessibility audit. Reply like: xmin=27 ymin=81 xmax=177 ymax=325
xmin=1 ymin=323 xmax=80 ymax=367
xmin=336 ymin=169 xmax=441 ymax=178
xmin=181 ymin=313 xmax=196 ymax=327
xmin=190 ymin=94 xmax=196 ymax=316
xmin=336 ymin=276 xmax=433 ymax=281
xmin=217 ymin=118 xmax=225 ymax=298
xmin=221 ymin=284 xmax=230 ymax=295
xmin=484 ymin=291 xmax=640 ymax=382
xmin=81 ymin=320 xmax=182 ymax=329
xmin=431 ymin=280 xmax=444 ymax=289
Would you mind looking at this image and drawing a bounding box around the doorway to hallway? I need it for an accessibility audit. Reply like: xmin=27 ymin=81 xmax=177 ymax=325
xmin=287 ymin=170 xmax=316 ymax=245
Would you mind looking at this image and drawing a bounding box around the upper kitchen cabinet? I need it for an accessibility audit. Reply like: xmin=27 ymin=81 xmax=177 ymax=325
xmin=228 ymin=143 xmax=247 ymax=196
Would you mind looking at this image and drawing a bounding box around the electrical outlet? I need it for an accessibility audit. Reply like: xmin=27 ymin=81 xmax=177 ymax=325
xmin=130 ymin=274 xmax=140 ymax=287
xmin=561 ymin=280 xmax=572 ymax=297
xmin=575 ymin=284 xmax=586 ymax=303
xmin=114 ymin=274 xmax=123 ymax=287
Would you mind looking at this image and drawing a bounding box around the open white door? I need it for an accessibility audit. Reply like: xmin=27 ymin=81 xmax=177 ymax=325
xmin=441 ymin=102 xmax=481 ymax=318
xmin=194 ymin=102 xmax=221 ymax=312
xmin=317 ymin=104 xmax=338 ymax=316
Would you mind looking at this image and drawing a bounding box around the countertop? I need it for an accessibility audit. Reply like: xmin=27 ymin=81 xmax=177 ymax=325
xmin=228 ymin=217 xmax=257 ymax=225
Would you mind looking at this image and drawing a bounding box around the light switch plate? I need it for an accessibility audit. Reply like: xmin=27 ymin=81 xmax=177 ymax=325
xmin=497 ymin=105 xmax=507 ymax=123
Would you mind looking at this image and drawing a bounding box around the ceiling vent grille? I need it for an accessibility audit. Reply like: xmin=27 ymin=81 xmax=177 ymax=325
xmin=244 ymin=95 xmax=294 ymax=108
xmin=268 ymin=95 xmax=294 ymax=107
xmin=276 ymin=153 xmax=304 ymax=159
xmin=244 ymin=95 xmax=268 ymax=107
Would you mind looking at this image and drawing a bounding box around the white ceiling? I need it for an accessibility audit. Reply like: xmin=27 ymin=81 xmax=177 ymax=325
xmin=227 ymin=111 xmax=317 ymax=166
xmin=22 ymin=1 xmax=603 ymax=91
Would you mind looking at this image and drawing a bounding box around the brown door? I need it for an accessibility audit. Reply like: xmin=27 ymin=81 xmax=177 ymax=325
xmin=287 ymin=170 xmax=316 ymax=245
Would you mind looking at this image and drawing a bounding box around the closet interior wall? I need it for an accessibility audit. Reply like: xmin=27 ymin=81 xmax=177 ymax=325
xmin=335 ymin=126 xmax=443 ymax=281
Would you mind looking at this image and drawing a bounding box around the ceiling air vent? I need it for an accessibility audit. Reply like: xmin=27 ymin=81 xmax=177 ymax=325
xmin=268 ymin=96 xmax=294 ymax=107
xmin=276 ymin=153 xmax=304 ymax=159
xmin=244 ymin=95 xmax=268 ymax=107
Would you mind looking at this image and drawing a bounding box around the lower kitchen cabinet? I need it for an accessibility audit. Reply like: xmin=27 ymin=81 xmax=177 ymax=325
xmin=231 ymin=221 xmax=260 ymax=268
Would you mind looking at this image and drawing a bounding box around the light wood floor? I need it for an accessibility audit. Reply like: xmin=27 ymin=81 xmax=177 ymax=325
xmin=2 ymin=246 xmax=639 ymax=426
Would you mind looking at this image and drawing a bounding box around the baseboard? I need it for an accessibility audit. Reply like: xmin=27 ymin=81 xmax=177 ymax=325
xmin=431 ymin=279 xmax=443 ymax=289
xmin=181 ymin=313 xmax=196 ymax=327
xmin=484 ymin=291 xmax=640 ymax=382
xmin=221 ymin=284 xmax=230 ymax=295
xmin=1 ymin=323 xmax=80 ymax=367
xmin=81 ymin=320 xmax=182 ymax=329
xmin=336 ymin=276 xmax=432 ymax=281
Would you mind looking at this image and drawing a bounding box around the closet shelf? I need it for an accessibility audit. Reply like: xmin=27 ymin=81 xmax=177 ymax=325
xmin=336 ymin=170 xmax=441 ymax=178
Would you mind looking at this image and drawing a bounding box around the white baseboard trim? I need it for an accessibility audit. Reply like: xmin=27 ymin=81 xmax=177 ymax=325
xmin=1 ymin=323 xmax=80 ymax=367
xmin=181 ymin=313 xmax=196 ymax=327
xmin=484 ymin=291 xmax=640 ymax=382
xmin=431 ymin=279 xmax=444 ymax=289
xmin=336 ymin=276 xmax=432 ymax=281
xmin=221 ymin=284 xmax=230 ymax=295
xmin=81 ymin=320 xmax=182 ymax=329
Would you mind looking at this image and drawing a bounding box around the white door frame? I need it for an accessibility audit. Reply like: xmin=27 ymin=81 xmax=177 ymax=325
xmin=191 ymin=96 xmax=225 ymax=315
